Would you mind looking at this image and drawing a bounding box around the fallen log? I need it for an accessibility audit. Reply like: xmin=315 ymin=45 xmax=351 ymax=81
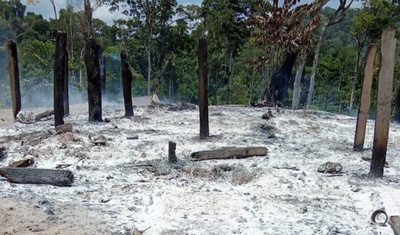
xmin=0 ymin=167 xmax=74 ymax=186
xmin=191 ymin=147 xmax=268 ymax=161
xmin=35 ymin=109 xmax=54 ymax=121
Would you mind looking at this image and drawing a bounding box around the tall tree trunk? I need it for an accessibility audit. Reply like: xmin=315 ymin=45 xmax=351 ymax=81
xmin=85 ymin=39 xmax=102 ymax=122
xmin=121 ymin=50 xmax=133 ymax=117
xmin=266 ymin=50 xmax=297 ymax=106
xmin=292 ymin=51 xmax=307 ymax=110
xmin=147 ymin=43 xmax=151 ymax=95
xmin=307 ymin=23 xmax=328 ymax=109
xmin=349 ymin=46 xmax=362 ymax=112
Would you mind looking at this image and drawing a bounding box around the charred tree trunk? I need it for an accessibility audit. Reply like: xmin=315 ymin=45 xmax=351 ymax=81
xmin=99 ymin=46 xmax=106 ymax=96
xmin=198 ymin=38 xmax=209 ymax=140
xmin=121 ymin=50 xmax=134 ymax=117
xmin=85 ymin=38 xmax=102 ymax=122
xmin=63 ymin=47 xmax=69 ymax=116
xmin=266 ymin=50 xmax=297 ymax=106
xmin=7 ymin=40 xmax=21 ymax=120
xmin=54 ymin=32 xmax=67 ymax=126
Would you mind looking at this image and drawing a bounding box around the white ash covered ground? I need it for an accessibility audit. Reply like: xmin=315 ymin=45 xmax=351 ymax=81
xmin=0 ymin=104 xmax=400 ymax=235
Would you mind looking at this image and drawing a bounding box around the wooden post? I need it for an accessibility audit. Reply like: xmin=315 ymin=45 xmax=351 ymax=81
xmin=198 ymin=38 xmax=209 ymax=140
xmin=121 ymin=50 xmax=134 ymax=117
xmin=168 ymin=141 xmax=177 ymax=163
xmin=99 ymin=46 xmax=106 ymax=96
xmin=353 ymin=44 xmax=377 ymax=151
xmin=7 ymin=40 xmax=21 ymax=120
xmin=369 ymin=29 xmax=397 ymax=178
xmin=85 ymin=38 xmax=102 ymax=122
xmin=54 ymin=32 xmax=67 ymax=126
xmin=63 ymin=42 xmax=70 ymax=116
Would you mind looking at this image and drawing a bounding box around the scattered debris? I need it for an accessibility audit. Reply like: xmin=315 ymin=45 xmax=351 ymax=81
xmin=17 ymin=111 xmax=36 ymax=124
xmin=89 ymin=134 xmax=107 ymax=146
xmin=9 ymin=157 xmax=35 ymax=167
xmin=132 ymin=226 xmax=151 ymax=235
xmin=259 ymin=123 xmax=276 ymax=138
xmin=127 ymin=134 xmax=139 ymax=140
xmin=35 ymin=110 xmax=54 ymax=121
xmin=55 ymin=164 xmax=72 ymax=169
xmin=55 ymin=123 xmax=73 ymax=133
xmin=317 ymin=162 xmax=343 ymax=174
xmin=0 ymin=145 xmax=6 ymax=160
xmin=262 ymin=109 xmax=274 ymax=119
xmin=191 ymin=147 xmax=268 ymax=161
xmin=273 ymin=164 xmax=300 ymax=171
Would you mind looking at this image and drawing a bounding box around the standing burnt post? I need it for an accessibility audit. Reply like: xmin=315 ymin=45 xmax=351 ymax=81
xmin=369 ymin=29 xmax=397 ymax=178
xmin=121 ymin=50 xmax=134 ymax=117
xmin=353 ymin=44 xmax=377 ymax=151
xmin=7 ymin=40 xmax=21 ymax=120
xmin=198 ymin=38 xmax=209 ymax=140
xmin=85 ymin=38 xmax=102 ymax=122
xmin=168 ymin=141 xmax=177 ymax=163
xmin=99 ymin=46 xmax=106 ymax=96
xmin=54 ymin=32 xmax=67 ymax=126
xmin=63 ymin=41 xmax=69 ymax=116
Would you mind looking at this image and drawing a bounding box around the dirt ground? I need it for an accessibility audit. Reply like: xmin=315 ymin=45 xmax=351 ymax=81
xmin=0 ymin=109 xmax=13 ymax=126
xmin=0 ymin=198 xmax=109 ymax=235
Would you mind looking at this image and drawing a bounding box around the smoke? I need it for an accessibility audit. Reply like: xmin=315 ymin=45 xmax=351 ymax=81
xmin=0 ymin=47 xmax=11 ymax=108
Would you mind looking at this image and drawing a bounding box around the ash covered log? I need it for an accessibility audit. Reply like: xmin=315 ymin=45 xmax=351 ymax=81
xmin=191 ymin=147 xmax=268 ymax=161
xmin=0 ymin=167 xmax=74 ymax=186
xmin=35 ymin=110 xmax=55 ymax=121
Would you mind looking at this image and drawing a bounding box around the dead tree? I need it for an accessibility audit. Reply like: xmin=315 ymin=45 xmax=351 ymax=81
xmin=198 ymin=38 xmax=209 ymax=139
xmin=7 ymin=40 xmax=21 ymax=120
xmin=99 ymin=46 xmax=106 ymax=96
xmin=121 ymin=50 xmax=134 ymax=117
xmin=369 ymin=29 xmax=396 ymax=178
xmin=85 ymin=38 xmax=102 ymax=122
xmin=353 ymin=44 xmax=377 ymax=151
xmin=54 ymin=32 xmax=68 ymax=126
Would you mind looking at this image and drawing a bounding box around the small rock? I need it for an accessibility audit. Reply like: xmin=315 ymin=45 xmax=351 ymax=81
xmin=17 ymin=111 xmax=36 ymax=124
xmin=127 ymin=134 xmax=139 ymax=140
xmin=300 ymin=206 xmax=308 ymax=213
xmin=261 ymin=113 xmax=270 ymax=120
xmin=351 ymin=185 xmax=360 ymax=192
xmin=56 ymin=123 xmax=73 ymax=133
xmin=317 ymin=162 xmax=343 ymax=173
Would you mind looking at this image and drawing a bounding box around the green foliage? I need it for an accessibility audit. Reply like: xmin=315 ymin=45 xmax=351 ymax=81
xmin=0 ymin=0 xmax=399 ymax=116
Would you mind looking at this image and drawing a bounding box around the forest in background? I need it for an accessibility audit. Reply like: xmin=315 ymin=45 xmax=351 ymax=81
xmin=0 ymin=0 xmax=399 ymax=117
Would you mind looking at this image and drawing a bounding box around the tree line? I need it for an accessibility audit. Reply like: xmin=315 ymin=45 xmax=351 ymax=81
xmin=0 ymin=0 xmax=399 ymax=117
